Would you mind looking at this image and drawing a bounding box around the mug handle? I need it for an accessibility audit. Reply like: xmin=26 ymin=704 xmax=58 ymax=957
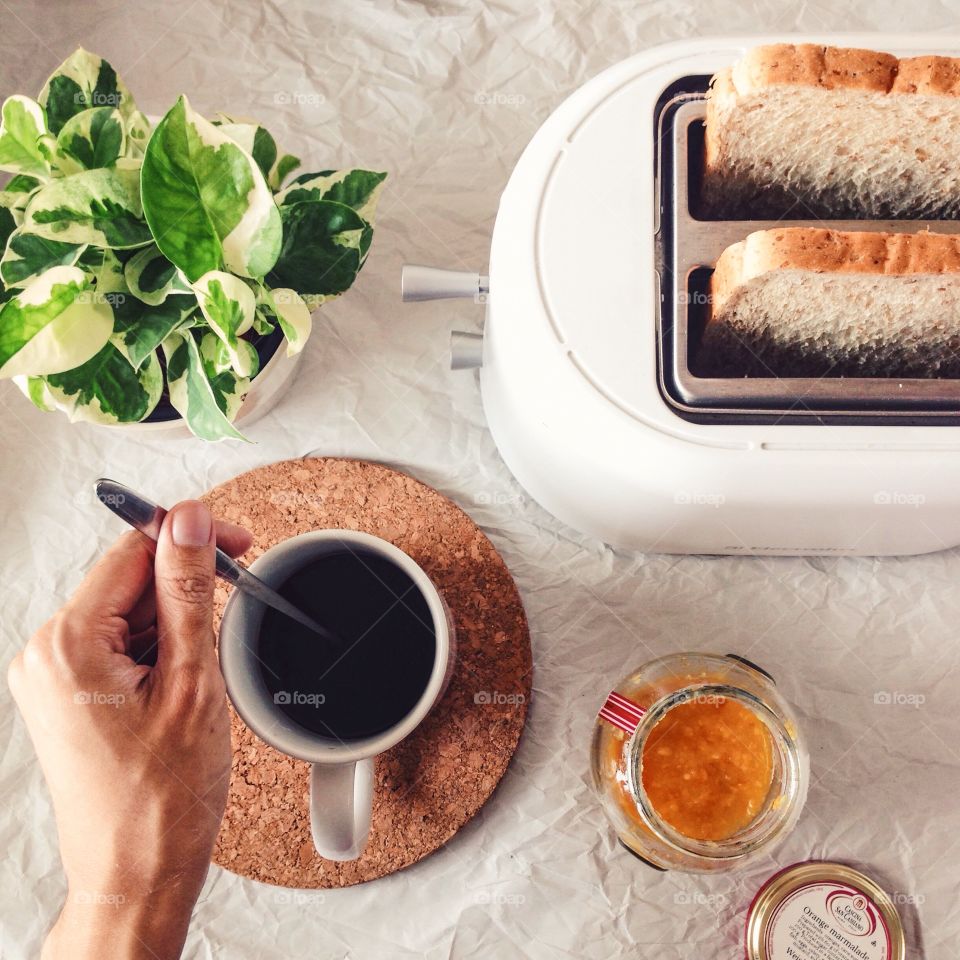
xmin=309 ymin=759 xmax=374 ymax=861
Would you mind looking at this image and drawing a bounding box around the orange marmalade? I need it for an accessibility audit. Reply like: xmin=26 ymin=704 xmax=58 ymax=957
xmin=639 ymin=697 xmax=774 ymax=842
xmin=592 ymin=654 xmax=808 ymax=871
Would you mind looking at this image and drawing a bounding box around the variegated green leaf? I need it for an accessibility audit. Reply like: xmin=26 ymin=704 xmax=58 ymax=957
xmin=38 ymin=48 xmax=151 ymax=155
xmin=252 ymin=307 xmax=275 ymax=335
xmin=141 ymin=96 xmax=281 ymax=281
xmin=0 ymin=174 xmax=41 ymax=227
xmin=162 ymin=330 xmax=249 ymax=441
xmin=206 ymin=364 xmax=253 ymax=422
xmin=123 ymin=244 xmax=191 ymax=305
xmin=38 ymin=336 xmax=162 ymax=423
xmin=275 ymin=169 xmax=385 ymax=222
xmin=0 ymin=96 xmax=54 ymax=180
xmin=199 ymin=329 xmax=259 ymax=379
xmin=0 ymin=191 xmax=27 ymax=210
xmin=213 ymin=116 xmax=273 ymax=177
xmin=16 ymin=374 xmax=56 ymax=411
xmin=199 ymin=330 xmax=233 ymax=375
xmin=24 ymin=161 xmax=151 ymax=248
xmin=0 ymin=207 xmax=16 ymax=252
xmin=192 ymin=270 xmax=256 ymax=376
xmin=299 ymin=292 xmax=337 ymax=312
xmin=0 ymin=193 xmax=28 ymax=228
xmin=5 ymin=174 xmax=41 ymax=193
xmin=77 ymin=246 xmax=127 ymax=294
xmin=260 ymin=286 xmax=311 ymax=356
xmin=269 ymin=154 xmax=301 ymax=192
xmin=112 ymin=294 xmax=196 ymax=370
xmin=213 ymin=114 xmax=301 ymax=192
xmin=55 ymin=106 xmax=125 ymax=173
xmin=248 ymin=126 xmax=276 ymax=183
xmin=267 ymin=199 xmax=371 ymax=296
xmin=235 ymin=338 xmax=259 ymax=378
xmin=0 ymin=265 xmax=113 ymax=378
xmin=0 ymin=229 xmax=84 ymax=287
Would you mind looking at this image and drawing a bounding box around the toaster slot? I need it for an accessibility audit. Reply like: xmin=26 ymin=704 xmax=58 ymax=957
xmin=654 ymin=84 xmax=960 ymax=425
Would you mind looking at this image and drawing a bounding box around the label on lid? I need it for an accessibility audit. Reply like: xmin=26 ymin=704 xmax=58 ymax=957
xmin=762 ymin=879 xmax=894 ymax=960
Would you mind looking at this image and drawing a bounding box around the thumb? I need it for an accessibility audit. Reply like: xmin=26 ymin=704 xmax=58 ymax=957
xmin=154 ymin=500 xmax=216 ymax=669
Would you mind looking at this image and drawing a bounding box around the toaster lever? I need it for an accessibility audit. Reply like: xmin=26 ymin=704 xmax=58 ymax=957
xmin=450 ymin=331 xmax=484 ymax=370
xmin=401 ymin=264 xmax=489 ymax=302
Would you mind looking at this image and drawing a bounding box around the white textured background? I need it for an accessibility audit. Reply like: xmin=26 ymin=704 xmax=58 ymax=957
xmin=1 ymin=2 xmax=959 ymax=957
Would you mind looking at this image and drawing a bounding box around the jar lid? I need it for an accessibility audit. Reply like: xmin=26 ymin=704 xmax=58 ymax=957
xmin=745 ymin=861 xmax=905 ymax=960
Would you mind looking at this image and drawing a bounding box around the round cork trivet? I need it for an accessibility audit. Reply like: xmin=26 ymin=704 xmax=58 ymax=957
xmin=203 ymin=458 xmax=532 ymax=888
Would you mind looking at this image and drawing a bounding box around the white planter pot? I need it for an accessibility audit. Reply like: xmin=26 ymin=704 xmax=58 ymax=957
xmin=116 ymin=341 xmax=304 ymax=438
xmin=25 ymin=116 xmax=308 ymax=440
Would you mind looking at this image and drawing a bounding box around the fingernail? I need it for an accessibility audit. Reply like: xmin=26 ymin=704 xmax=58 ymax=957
xmin=171 ymin=501 xmax=213 ymax=547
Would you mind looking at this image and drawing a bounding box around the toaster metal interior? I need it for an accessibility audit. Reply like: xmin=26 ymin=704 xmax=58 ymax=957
xmin=654 ymin=77 xmax=960 ymax=426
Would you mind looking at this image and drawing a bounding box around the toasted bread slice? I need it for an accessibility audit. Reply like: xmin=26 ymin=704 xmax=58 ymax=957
xmin=696 ymin=228 xmax=960 ymax=378
xmin=703 ymin=44 xmax=960 ymax=219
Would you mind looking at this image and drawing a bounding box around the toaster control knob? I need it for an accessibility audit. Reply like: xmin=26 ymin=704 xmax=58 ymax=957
xmin=450 ymin=331 xmax=484 ymax=370
xmin=401 ymin=264 xmax=489 ymax=302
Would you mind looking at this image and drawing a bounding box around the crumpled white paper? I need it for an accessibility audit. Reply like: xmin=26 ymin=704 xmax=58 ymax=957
xmin=1 ymin=1 xmax=957 ymax=957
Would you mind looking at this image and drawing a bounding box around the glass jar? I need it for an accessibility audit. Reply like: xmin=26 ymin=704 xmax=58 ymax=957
xmin=590 ymin=653 xmax=808 ymax=873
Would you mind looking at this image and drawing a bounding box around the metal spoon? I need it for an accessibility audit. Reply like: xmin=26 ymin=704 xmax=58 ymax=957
xmin=94 ymin=478 xmax=337 ymax=642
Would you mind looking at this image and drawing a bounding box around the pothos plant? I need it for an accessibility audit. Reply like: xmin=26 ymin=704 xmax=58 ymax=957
xmin=0 ymin=48 xmax=385 ymax=440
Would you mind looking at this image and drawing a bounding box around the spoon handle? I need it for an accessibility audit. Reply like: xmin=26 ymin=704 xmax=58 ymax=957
xmin=94 ymin=479 xmax=334 ymax=640
xmin=95 ymin=478 xmax=236 ymax=578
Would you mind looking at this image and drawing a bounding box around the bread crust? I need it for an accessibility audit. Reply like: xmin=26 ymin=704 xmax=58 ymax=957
xmin=893 ymin=55 xmax=960 ymax=96
xmin=710 ymin=228 xmax=960 ymax=313
xmin=728 ymin=44 xmax=897 ymax=95
xmin=717 ymin=43 xmax=960 ymax=97
xmin=704 ymin=44 xmax=960 ymax=196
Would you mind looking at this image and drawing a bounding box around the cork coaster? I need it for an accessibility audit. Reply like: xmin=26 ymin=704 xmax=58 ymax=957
xmin=202 ymin=458 xmax=532 ymax=888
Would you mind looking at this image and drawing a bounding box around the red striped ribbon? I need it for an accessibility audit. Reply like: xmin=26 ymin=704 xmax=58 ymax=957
xmin=598 ymin=690 xmax=646 ymax=735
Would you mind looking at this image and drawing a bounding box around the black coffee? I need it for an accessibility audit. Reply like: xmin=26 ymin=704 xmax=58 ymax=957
xmin=257 ymin=548 xmax=437 ymax=740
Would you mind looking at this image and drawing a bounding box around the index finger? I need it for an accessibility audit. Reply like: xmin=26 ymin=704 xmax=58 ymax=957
xmin=213 ymin=519 xmax=254 ymax=559
xmin=127 ymin=517 xmax=254 ymax=564
xmin=69 ymin=520 xmax=254 ymax=626
xmin=66 ymin=530 xmax=154 ymax=621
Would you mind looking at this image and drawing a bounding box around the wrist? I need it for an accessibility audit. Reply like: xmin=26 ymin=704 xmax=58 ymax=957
xmin=43 ymin=876 xmax=204 ymax=960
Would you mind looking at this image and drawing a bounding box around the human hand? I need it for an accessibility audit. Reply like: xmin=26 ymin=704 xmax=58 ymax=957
xmin=8 ymin=500 xmax=252 ymax=960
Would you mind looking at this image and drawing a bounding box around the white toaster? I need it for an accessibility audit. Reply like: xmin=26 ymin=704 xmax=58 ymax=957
xmin=403 ymin=34 xmax=960 ymax=557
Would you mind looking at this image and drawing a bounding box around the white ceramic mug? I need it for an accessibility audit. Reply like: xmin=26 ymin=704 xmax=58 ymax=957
xmin=219 ymin=530 xmax=454 ymax=861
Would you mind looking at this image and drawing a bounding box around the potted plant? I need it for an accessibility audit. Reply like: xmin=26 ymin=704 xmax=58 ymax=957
xmin=0 ymin=48 xmax=384 ymax=440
